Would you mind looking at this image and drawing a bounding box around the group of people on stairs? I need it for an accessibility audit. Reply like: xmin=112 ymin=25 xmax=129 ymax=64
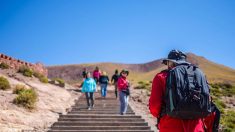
xmin=81 ymin=67 xmax=130 ymax=115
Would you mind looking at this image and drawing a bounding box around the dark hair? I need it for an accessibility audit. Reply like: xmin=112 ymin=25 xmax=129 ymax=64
xmin=85 ymin=72 xmax=90 ymax=78
xmin=120 ymin=69 xmax=129 ymax=76
xmin=115 ymin=69 xmax=118 ymax=74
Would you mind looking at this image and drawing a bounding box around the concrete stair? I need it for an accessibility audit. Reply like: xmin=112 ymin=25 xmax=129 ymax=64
xmin=48 ymin=91 xmax=153 ymax=132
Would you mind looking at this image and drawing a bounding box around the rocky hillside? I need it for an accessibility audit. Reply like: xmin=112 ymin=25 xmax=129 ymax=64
xmin=47 ymin=53 xmax=235 ymax=85
xmin=0 ymin=68 xmax=80 ymax=131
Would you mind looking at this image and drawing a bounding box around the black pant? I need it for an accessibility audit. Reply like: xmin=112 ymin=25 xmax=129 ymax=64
xmin=114 ymin=82 xmax=118 ymax=98
xmin=85 ymin=92 xmax=94 ymax=107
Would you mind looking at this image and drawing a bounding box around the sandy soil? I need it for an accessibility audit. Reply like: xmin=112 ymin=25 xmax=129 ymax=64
xmin=0 ymin=69 xmax=81 ymax=132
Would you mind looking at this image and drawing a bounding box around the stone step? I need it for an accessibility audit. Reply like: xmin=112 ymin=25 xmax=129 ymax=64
xmin=71 ymin=105 xmax=131 ymax=108
xmin=48 ymin=129 xmax=154 ymax=132
xmin=70 ymin=108 xmax=133 ymax=112
xmin=70 ymin=107 xmax=131 ymax=110
xmin=50 ymin=126 xmax=151 ymax=130
xmin=59 ymin=114 xmax=141 ymax=119
xmin=78 ymin=99 xmax=118 ymax=101
xmin=78 ymin=98 xmax=119 ymax=99
xmin=74 ymin=103 xmax=120 ymax=106
xmin=69 ymin=110 xmax=133 ymax=113
xmin=67 ymin=111 xmax=135 ymax=115
xmin=58 ymin=118 xmax=145 ymax=122
xmin=49 ymin=90 xmax=153 ymax=132
xmin=76 ymin=101 xmax=119 ymax=103
xmin=52 ymin=122 xmax=148 ymax=126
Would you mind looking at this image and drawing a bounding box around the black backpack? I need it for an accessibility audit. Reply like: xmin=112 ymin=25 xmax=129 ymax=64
xmin=165 ymin=63 xmax=211 ymax=119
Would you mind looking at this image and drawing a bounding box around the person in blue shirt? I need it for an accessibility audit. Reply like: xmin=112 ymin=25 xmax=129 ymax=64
xmin=82 ymin=72 xmax=97 ymax=110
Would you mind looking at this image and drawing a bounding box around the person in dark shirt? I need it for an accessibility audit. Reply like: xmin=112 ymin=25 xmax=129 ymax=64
xmin=111 ymin=69 xmax=119 ymax=99
xmin=82 ymin=68 xmax=87 ymax=79
xmin=99 ymin=71 xmax=109 ymax=98
xmin=79 ymin=68 xmax=88 ymax=88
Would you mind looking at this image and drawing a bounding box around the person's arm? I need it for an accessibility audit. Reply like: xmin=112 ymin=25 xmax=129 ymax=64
xmin=81 ymin=80 xmax=85 ymax=93
xmin=111 ymin=75 xmax=114 ymax=83
xmin=149 ymin=74 xmax=164 ymax=118
xmin=93 ymin=79 xmax=97 ymax=92
xmin=93 ymin=71 xmax=96 ymax=78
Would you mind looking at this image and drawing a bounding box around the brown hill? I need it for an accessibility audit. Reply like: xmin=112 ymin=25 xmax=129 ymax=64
xmin=47 ymin=53 xmax=235 ymax=85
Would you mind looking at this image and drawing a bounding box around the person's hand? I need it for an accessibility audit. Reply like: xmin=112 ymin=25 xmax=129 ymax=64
xmin=127 ymin=81 xmax=130 ymax=87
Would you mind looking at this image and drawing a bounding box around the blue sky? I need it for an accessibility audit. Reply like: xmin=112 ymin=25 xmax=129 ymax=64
xmin=0 ymin=0 xmax=235 ymax=68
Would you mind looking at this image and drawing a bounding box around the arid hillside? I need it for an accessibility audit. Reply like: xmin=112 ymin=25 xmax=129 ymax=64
xmin=47 ymin=53 xmax=235 ymax=85
xmin=0 ymin=68 xmax=79 ymax=131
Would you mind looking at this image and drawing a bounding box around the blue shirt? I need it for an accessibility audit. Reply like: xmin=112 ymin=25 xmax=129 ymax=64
xmin=82 ymin=78 xmax=97 ymax=93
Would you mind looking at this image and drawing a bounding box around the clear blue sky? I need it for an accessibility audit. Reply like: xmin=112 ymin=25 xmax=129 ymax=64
xmin=0 ymin=0 xmax=235 ymax=68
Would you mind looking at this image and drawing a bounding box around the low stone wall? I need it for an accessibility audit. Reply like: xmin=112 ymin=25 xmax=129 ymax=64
xmin=0 ymin=53 xmax=48 ymax=76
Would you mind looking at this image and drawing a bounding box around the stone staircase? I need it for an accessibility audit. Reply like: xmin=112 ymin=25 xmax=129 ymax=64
xmin=48 ymin=91 xmax=153 ymax=132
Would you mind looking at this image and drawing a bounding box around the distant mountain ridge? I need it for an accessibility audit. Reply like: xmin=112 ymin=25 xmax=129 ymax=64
xmin=47 ymin=53 xmax=235 ymax=85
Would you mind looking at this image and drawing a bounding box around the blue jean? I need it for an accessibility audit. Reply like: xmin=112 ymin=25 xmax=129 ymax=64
xmin=119 ymin=91 xmax=129 ymax=114
xmin=100 ymin=83 xmax=108 ymax=97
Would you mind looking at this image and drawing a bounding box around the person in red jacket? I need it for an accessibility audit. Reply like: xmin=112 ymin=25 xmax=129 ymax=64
xmin=149 ymin=50 xmax=205 ymax=132
xmin=93 ymin=66 xmax=101 ymax=83
xmin=118 ymin=69 xmax=130 ymax=115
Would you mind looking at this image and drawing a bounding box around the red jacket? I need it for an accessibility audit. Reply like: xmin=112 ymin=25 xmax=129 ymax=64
xmin=93 ymin=70 xmax=101 ymax=78
xmin=149 ymin=70 xmax=204 ymax=132
xmin=204 ymin=112 xmax=216 ymax=132
xmin=117 ymin=76 xmax=128 ymax=91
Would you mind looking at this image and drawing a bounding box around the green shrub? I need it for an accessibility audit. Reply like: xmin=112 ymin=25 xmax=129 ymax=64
xmin=13 ymin=84 xmax=26 ymax=94
xmin=39 ymin=76 xmax=48 ymax=83
xmin=33 ymin=72 xmax=43 ymax=78
xmin=13 ymin=88 xmax=38 ymax=109
xmin=135 ymin=81 xmax=151 ymax=91
xmin=222 ymin=86 xmax=235 ymax=97
xmin=0 ymin=76 xmax=10 ymax=90
xmin=213 ymin=98 xmax=226 ymax=114
xmin=211 ymin=83 xmax=235 ymax=97
xmin=138 ymin=81 xmax=144 ymax=85
xmin=18 ymin=66 xmax=33 ymax=77
xmin=33 ymin=72 xmax=48 ymax=83
xmin=221 ymin=110 xmax=235 ymax=132
xmin=52 ymin=78 xmax=65 ymax=87
xmin=210 ymin=87 xmax=222 ymax=97
xmin=0 ymin=62 xmax=9 ymax=69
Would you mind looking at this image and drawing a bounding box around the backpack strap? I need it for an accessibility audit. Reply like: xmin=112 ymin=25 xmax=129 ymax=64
xmin=156 ymin=106 xmax=166 ymax=130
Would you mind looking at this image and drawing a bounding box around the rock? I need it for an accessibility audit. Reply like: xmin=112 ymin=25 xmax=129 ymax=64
xmin=138 ymin=98 xmax=142 ymax=103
